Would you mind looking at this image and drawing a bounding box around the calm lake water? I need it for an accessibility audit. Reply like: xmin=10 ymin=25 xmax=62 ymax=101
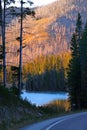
xmin=21 ymin=90 xmax=68 ymax=106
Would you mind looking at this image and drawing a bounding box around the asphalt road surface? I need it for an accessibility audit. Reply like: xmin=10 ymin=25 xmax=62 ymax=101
xmin=19 ymin=112 xmax=87 ymax=130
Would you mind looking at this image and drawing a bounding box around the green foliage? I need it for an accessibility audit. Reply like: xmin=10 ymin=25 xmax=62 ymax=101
xmin=79 ymin=22 xmax=87 ymax=108
xmin=0 ymin=85 xmax=19 ymax=105
xmin=68 ymin=13 xmax=87 ymax=110
xmin=11 ymin=66 xmax=19 ymax=71
xmin=75 ymin=13 xmax=82 ymax=37
xmin=10 ymin=85 xmax=19 ymax=96
xmin=67 ymin=13 xmax=82 ymax=110
xmin=11 ymin=66 xmax=19 ymax=82
xmin=0 ymin=85 xmax=68 ymax=130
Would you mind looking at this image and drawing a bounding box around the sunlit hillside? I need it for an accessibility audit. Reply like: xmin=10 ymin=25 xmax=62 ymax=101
xmin=2 ymin=0 xmax=87 ymax=65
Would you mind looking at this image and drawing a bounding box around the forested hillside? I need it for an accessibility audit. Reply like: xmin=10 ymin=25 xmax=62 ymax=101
xmin=0 ymin=0 xmax=87 ymax=91
xmin=1 ymin=1 xmax=87 ymax=129
xmin=4 ymin=0 xmax=87 ymax=65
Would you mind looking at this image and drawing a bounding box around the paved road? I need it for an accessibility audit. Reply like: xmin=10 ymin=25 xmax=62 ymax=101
xmin=19 ymin=112 xmax=87 ymax=130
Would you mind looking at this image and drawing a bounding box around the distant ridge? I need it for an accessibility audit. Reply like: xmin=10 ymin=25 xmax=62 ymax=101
xmin=1 ymin=0 xmax=87 ymax=65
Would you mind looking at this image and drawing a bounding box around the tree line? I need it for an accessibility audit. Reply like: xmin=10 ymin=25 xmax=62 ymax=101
xmin=23 ymin=54 xmax=70 ymax=91
xmin=1 ymin=1 xmax=87 ymax=111
xmin=0 ymin=0 xmax=71 ymax=94
xmin=0 ymin=0 xmax=69 ymax=93
xmin=5 ymin=53 xmax=70 ymax=92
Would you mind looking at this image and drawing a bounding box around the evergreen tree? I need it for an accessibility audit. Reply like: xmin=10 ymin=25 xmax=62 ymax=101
xmin=67 ymin=13 xmax=83 ymax=110
xmin=68 ymin=13 xmax=87 ymax=110
xmin=80 ymin=22 xmax=87 ymax=108
xmin=67 ymin=33 xmax=81 ymax=110
xmin=76 ymin=13 xmax=82 ymax=39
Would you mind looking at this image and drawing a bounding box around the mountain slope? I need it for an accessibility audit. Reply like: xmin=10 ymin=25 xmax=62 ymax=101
xmin=2 ymin=0 xmax=87 ymax=65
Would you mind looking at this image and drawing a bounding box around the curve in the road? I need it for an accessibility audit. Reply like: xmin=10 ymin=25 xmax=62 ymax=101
xmin=45 ymin=118 xmax=68 ymax=130
xmin=19 ymin=112 xmax=87 ymax=130
xmin=45 ymin=112 xmax=87 ymax=130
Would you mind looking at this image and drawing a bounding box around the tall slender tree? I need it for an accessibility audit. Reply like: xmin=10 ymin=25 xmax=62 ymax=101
xmin=18 ymin=0 xmax=23 ymax=95
xmin=76 ymin=13 xmax=82 ymax=39
xmin=0 ymin=0 xmax=15 ymax=87
xmin=1 ymin=0 xmax=34 ymax=90
xmin=80 ymin=22 xmax=87 ymax=108
xmin=0 ymin=0 xmax=2 ymax=32
xmin=18 ymin=0 xmax=34 ymax=96
xmin=3 ymin=0 xmax=6 ymax=87
xmin=67 ymin=33 xmax=81 ymax=110
xmin=67 ymin=13 xmax=82 ymax=110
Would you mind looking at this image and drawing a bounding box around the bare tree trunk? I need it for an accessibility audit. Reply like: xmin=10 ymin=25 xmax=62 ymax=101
xmin=0 ymin=0 xmax=2 ymax=34
xmin=0 ymin=0 xmax=3 ymax=83
xmin=3 ymin=1 xmax=6 ymax=87
xmin=18 ymin=0 xmax=23 ymax=96
xmin=0 ymin=0 xmax=6 ymax=87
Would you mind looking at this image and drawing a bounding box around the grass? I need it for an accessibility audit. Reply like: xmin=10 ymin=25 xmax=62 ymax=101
xmin=1 ymin=85 xmax=86 ymax=130
xmin=0 ymin=85 xmax=71 ymax=130
xmin=43 ymin=99 xmax=70 ymax=112
xmin=16 ymin=99 xmax=70 ymax=130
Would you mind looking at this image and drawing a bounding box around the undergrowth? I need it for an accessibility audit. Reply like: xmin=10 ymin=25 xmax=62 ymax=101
xmin=0 ymin=85 xmax=70 ymax=130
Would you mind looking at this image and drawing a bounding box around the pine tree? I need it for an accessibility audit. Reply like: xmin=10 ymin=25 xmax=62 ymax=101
xmin=67 ymin=13 xmax=83 ymax=110
xmin=80 ymin=22 xmax=87 ymax=108
xmin=67 ymin=33 xmax=81 ymax=110
xmin=76 ymin=13 xmax=82 ymax=39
